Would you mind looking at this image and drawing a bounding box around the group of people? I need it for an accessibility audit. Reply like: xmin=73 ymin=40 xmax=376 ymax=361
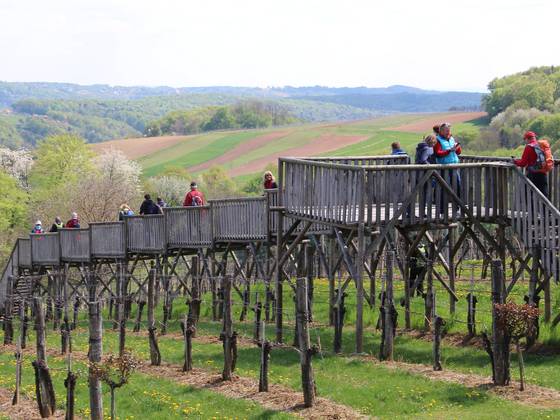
xmin=31 ymin=213 xmax=80 ymax=234
xmin=391 ymin=123 xmax=553 ymax=198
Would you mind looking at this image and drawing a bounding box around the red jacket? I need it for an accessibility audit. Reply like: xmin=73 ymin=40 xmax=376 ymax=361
xmin=183 ymin=190 xmax=205 ymax=206
xmin=514 ymin=141 xmax=538 ymax=168
xmin=65 ymin=219 xmax=80 ymax=228
xmin=264 ymin=180 xmax=278 ymax=189
xmin=433 ymin=139 xmax=462 ymax=158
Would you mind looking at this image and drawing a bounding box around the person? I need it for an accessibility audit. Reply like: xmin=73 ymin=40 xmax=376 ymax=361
xmin=263 ymin=171 xmax=278 ymax=189
xmin=415 ymin=134 xmax=437 ymax=164
xmin=49 ymin=216 xmax=64 ymax=232
xmin=157 ymin=197 xmax=167 ymax=209
xmin=434 ymin=123 xmax=462 ymax=216
xmin=409 ymin=244 xmax=427 ymax=296
xmin=31 ymin=220 xmax=44 ymax=234
xmin=390 ymin=141 xmax=407 ymax=156
xmin=118 ymin=204 xmax=134 ymax=221
xmin=65 ymin=212 xmax=80 ymax=228
xmin=183 ymin=182 xmax=205 ymax=207
xmin=139 ymin=194 xmax=161 ymax=215
xmin=514 ymin=131 xmax=553 ymax=197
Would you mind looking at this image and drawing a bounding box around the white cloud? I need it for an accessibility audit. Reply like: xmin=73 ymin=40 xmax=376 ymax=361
xmin=0 ymin=0 xmax=558 ymax=91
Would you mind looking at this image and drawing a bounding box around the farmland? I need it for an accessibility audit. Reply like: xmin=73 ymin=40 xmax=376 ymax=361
xmin=91 ymin=111 xmax=488 ymax=179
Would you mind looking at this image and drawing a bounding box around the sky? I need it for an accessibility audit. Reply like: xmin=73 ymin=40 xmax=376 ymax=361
xmin=0 ymin=0 xmax=558 ymax=92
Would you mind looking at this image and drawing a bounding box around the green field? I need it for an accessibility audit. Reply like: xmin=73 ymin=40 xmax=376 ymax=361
xmin=2 ymin=271 xmax=560 ymax=419
xmin=133 ymin=112 xmax=487 ymax=180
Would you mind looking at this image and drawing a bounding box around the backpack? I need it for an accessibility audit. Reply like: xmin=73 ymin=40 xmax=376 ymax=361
xmin=192 ymin=195 xmax=203 ymax=206
xmin=529 ymin=140 xmax=554 ymax=173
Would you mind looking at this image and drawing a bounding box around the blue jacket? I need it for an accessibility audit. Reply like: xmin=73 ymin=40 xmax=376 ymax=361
xmin=391 ymin=148 xmax=407 ymax=156
xmin=435 ymin=135 xmax=459 ymax=164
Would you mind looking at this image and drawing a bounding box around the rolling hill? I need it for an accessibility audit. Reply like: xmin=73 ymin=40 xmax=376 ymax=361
xmin=92 ymin=111 xmax=487 ymax=179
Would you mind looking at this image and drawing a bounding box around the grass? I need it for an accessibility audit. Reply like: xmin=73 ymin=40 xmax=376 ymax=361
xmin=4 ymin=268 xmax=560 ymax=419
xmin=0 ymin=345 xmax=293 ymax=419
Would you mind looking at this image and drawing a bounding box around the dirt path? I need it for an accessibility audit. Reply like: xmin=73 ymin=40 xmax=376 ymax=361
xmin=90 ymin=134 xmax=193 ymax=159
xmin=385 ymin=111 xmax=487 ymax=133
xmin=188 ymin=130 xmax=291 ymax=173
xmin=230 ymin=133 xmax=368 ymax=177
xmin=0 ymin=387 xmax=66 ymax=420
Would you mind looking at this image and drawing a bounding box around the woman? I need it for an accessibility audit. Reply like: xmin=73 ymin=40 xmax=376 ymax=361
xmin=49 ymin=216 xmax=64 ymax=232
xmin=118 ymin=204 xmax=134 ymax=221
xmin=31 ymin=220 xmax=44 ymax=234
xmin=263 ymin=171 xmax=278 ymax=189
xmin=415 ymin=134 xmax=437 ymax=164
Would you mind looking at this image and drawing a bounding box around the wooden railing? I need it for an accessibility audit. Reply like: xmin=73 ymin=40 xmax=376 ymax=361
xmin=462 ymin=155 xmax=560 ymax=210
xmin=60 ymin=228 xmax=91 ymax=262
xmin=510 ymin=168 xmax=560 ymax=280
xmin=18 ymin=238 xmax=31 ymax=268
xmin=30 ymin=233 xmax=60 ymax=266
xmin=166 ymin=206 xmax=213 ymax=248
xmin=125 ymin=215 xmax=166 ymax=254
xmin=212 ymin=197 xmax=267 ymax=242
xmin=301 ymin=155 xmax=410 ymax=166
xmin=90 ymin=222 xmax=125 ymax=259
xmin=0 ymin=242 xmax=18 ymax=310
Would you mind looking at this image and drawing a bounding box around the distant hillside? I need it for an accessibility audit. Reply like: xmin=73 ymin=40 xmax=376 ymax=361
xmin=0 ymin=81 xmax=484 ymax=148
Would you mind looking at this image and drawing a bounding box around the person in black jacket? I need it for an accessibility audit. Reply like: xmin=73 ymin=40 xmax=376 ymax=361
xmin=415 ymin=134 xmax=437 ymax=164
xmin=139 ymin=194 xmax=161 ymax=215
xmin=49 ymin=216 xmax=64 ymax=232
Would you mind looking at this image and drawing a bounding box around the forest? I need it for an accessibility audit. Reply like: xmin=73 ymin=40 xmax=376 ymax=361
xmin=459 ymin=66 xmax=560 ymax=151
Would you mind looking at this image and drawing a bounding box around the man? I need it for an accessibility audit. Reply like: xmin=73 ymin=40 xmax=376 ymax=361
xmin=139 ymin=194 xmax=161 ymax=215
xmin=514 ymin=131 xmax=552 ymax=197
xmin=434 ymin=123 xmax=462 ymax=216
xmin=49 ymin=216 xmax=64 ymax=232
xmin=183 ymin=182 xmax=205 ymax=206
xmin=391 ymin=141 xmax=407 ymax=156
xmin=65 ymin=212 xmax=80 ymax=228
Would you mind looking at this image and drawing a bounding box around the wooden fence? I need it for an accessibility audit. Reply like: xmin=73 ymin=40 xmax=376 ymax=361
xmin=30 ymin=233 xmax=60 ymax=266
xmin=166 ymin=206 xmax=212 ymax=248
xmin=212 ymin=197 xmax=267 ymax=242
xmin=125 ymin=215 xmax=166 ymax=254
xmin=60 ymin=228 xmax=91 ymax=263
xmin=90 ymin=222 xmax=126 ymax=259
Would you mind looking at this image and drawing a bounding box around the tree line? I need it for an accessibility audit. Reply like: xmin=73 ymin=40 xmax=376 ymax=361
xmin=458 ymin=66 xmax=560 ymax=152
xmin=144 ymin=101 xmax=298 ymax=136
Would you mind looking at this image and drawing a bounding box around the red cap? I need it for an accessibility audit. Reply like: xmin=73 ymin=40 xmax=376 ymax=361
xmin=523 ymin=131 xmax=537 ymax=140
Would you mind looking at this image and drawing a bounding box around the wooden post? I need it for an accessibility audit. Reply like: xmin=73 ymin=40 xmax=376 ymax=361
xmin=328 ymin=237 xmax=335 ymax=326
xmin=87 ymin=270 xmax=103 ymax=420
xmin=221 ymin=276 xmax=234 ymax=380
xmin=296 ymin=277 xmax=316 ymax=407
xmin=466 ymin=293 xmax=477 ymax=337
xmin=448 ymin=228 xmax=456 ymax=315
xmin=306 ymin=244 xmax=315 ymax=322
xmin=403 ymin=242 xmax=411 ymax=330
xmin=258 ymin=320 xmax=271 ymax=392
xmin=12 ymin=301 xmax=24 ymax=405
xmin=181 ymin=313 xmax=195 ymax=372
xmin=3 ymin=275 xmax=14 ymax=345
xmin=333 ymin=289 xmax=347 ymax=354
xmin=380 ymin=251 xmax=395 ymax=361
xmin=275 ymin=210 xmax=284 ymax=343
xmin=355 ymin=223 xmax=365 ymax=353
xmin=33 ymin=297 xmax=56 ymax=418
xmin=71 ymin=295 xmax=79 ymax=330
xmin=491 ymin=260 xmax=510 ymax=386
xmin=147 ymin=267 xmax=161 ymax=366
xmin=133 ymin=300 xmax=145 ymax=333
xmin=60 ymin=267 xmax=71 ymax=356
xmin=253 ymin=294 xmax=262 ymax=341
xmin=544 ymin=275 xmax=551 ymax=323
xmin=433 ymin=315 xmax=445 ymax=371
xmin=117 ymin=262 xmax=126 ymax=356
xmin=211 ymin=255 xmax=218 ymax=321
xmin=161 ymin=258 xmax=170 ymax=335
xmin=424 ymin=250 xmax=434 ymax=332
xmin=191 ymin=256 xmax=201 ymax=325
xmin=526 ymin=246 xmax=540 ymax=346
